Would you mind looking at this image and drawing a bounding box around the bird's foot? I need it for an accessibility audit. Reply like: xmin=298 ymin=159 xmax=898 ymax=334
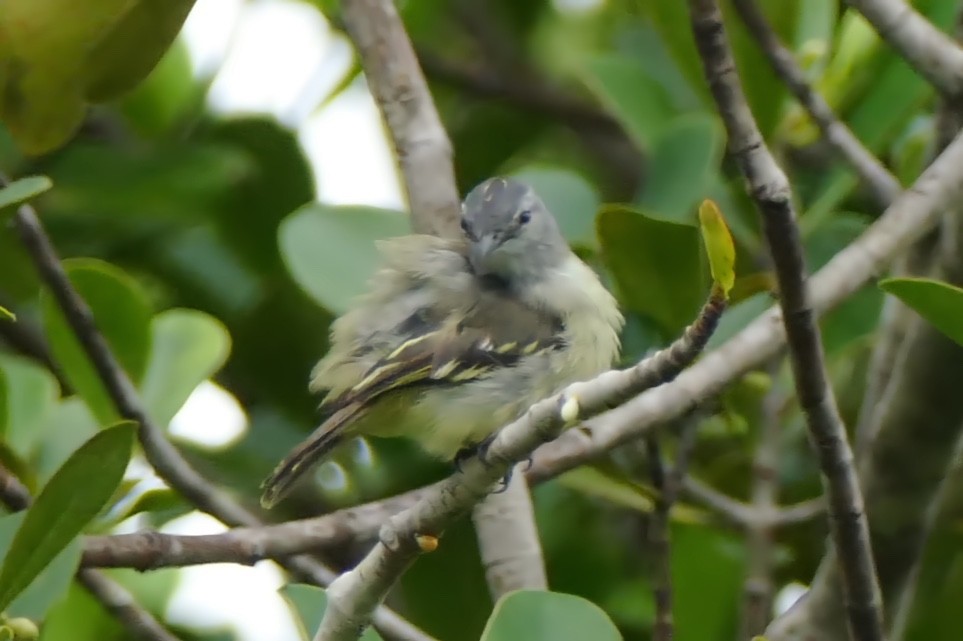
xmin=453 ymin=437 xmax=531 ymax=493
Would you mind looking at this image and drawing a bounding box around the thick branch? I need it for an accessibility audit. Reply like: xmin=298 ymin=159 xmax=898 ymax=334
xmin=733 ymin=0 xmax=901 ymax=205
xmin=470 ymin=468 xmax=547 ymax=598
xmin=340 ymin=0 xmax=461 ymax=238
xmin=686 ymin=4 xmax=884 ymax=640
xmin=770 ymin=19 xmax=963 ymax=639
xmin=846 ymin=0 xmax=963 ymax=96
xmin=0 ymin=464 xmax=181 ymax=641
xmin=9 ymin=198 xmax=433 ymax=641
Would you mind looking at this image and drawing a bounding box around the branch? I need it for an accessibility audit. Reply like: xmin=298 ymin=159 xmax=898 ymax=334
xmin=771 ymin=11 xmax=963 ymax=638
xmin=339 ymin=0 xmax=555 ymax=601
xmin=416 ymin=50 xmax=621 ymax=133
xmin=681 ymin=477 xmax=824 ymax=528
xmin=79 ymin=475 xmax=826 ymax=572
xmin=645 ymin=416 xmax=699 ymax=641
xmin=846 ymin=0 xmax=963 ymax=96
xmin=8 ymin=195 xmax=434 ymax=641
xmin=732 ymin=0 xmax=901 ymax=206
xmin=686 ymin=4 xmax=884 ymax=641
xmin=0 ymin=463 xmax=181 ymax=641
xmin=469 ymin=467 xmax=547 ymax=598
xmin=0 ymin=296 xmax=73 ymax=394
xmin=741 ymin=363 xmax=784 ymax=638
xmin=312 ymin=292 xmax=727 ymax=640
xmin=339 ymin=0 xmax=461 ymax=238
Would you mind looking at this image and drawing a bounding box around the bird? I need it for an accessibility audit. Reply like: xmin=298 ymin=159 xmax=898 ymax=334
xmin=259 ymin=176 xmax=624 ymax=508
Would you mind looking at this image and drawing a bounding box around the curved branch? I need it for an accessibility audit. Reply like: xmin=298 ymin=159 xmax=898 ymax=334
xmin=312 ymin=292 xmax=727 ymax=640
xmin=8 ymin=190 xmax=434 ymax=641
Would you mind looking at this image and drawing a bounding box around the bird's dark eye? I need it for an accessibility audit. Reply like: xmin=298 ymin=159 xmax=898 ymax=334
xmin=460 ymin=218 xmax=473 ymax=237
xmin=518 ymin=210 xmax=532 ymax=225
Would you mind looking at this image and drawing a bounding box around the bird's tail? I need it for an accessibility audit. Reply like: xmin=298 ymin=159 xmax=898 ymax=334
xmin=259 ymin=402 xmax=368 ymax=508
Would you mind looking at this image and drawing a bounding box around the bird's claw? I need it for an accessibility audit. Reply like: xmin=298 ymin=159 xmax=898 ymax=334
xmin=453 ymin=436 xmax=526 ymax=493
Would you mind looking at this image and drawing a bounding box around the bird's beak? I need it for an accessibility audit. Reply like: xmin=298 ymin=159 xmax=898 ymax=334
xmin=469 ymin=234 xmax=497 ymax=275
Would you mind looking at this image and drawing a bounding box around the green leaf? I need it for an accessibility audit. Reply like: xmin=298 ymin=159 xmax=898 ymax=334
xmin=0 ymin=515 xmax=82 ymax=620
xmin=0 ymin=356 xmax=59 ymax=457
xmin=0 ymin=176 xmax=52 ymax=213
xmin=480 ymin=590 xmax=622 ymax=641
xmin=597 ymin=205 xmax=705 ymax=337
xmin=279 ymin=584 xmax=384 ymax=641
xmin=639 ymin=115 xmax=724 ymax=223
xmin=880 ymin=277 xmax=963 ymax=347
xmin=279 ymin=204 xmax=410 ymax=314
xmin=579 ymin=54 xmax=675 ymax=149
xmin=805 ymin=214 xmax=882 ymax=353
xmin=698 ymin=199 xmax=736 ymax=296
xmin=671 ymin=522 xmax=743 ymax=641
xmin=40 ymin=258 xmax=153 ymax=424
xmin=0 ymin=422 xmax=135 ymax=612
xmin=140 ymin=309 xmax=231 ymax=427
xmin=509 ymin=166 xmax=600 ymax=247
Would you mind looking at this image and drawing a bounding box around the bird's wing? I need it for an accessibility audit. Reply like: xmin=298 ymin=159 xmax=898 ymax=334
xmin=260 ymin=286 xmax=567 ymax=508
xmin=321 ymin=289 xmax=567 ymax=416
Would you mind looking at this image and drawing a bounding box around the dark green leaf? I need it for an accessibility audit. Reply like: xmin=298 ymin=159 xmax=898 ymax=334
xmin=639 ymin=114 xmax=724 ymax=224
xmin=671 ymin=523 xmax=743 ymax=641
xmin=880 ymin=277 xmax=963 ymax=347
xmin=140 ymin=309 xmax=231 ymax=427
xmin=509 ymin=166 xmax=599 ymax=247
xmin=597 ymin=206 xmax=705 ymax=337
xmin=41 ymin=258 xmax=153 ymax=424
xmin=279 ymin=204 xmax=410 ymax=314
xmin=0 ymin=514 xmax=82 ymax=620
xmin=0 ymin=176 xmax=52 ymax=213
xmin=480 ymin=590 xmax=622 ymax=641
xmin=279 ymin=584 xmax=384 ymax=641
xmin=0 ymin=422 xmax=135 ymax=612
xmin=579 ymin=55 xmax=675 ymax=149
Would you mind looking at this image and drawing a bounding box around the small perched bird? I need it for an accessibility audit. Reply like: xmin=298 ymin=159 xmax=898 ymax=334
xmin=260 ymin=177 xmax=623 ymax=508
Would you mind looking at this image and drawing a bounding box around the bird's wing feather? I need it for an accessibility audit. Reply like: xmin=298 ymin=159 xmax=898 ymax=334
xmin=260 ymin=292 xmax=564 ymax=508
xmin=321 ymin=290 xmax=567 ymax=416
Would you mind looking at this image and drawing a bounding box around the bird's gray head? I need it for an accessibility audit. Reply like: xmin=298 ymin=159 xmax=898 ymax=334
xmin=460 ymin=177 xmax=568 ymax=285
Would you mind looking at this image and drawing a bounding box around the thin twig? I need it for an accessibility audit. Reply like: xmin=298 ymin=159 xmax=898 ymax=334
xmin=312 ymin=293 xmax=727 ymax=641
xmin=741 ymin=364 xmax=785 ymax=638
xmin=0 ymin=463 xmax=181 ymax=641
xmin=732 ymin=0 xmax=901 ymax=205
xmin=686 ymin=3 xmax=884 ymax=641
xmin=846 ymin=0 xmax=963 ymax=96
xmin=644 ymin=438 xmax=674 ymax=641
xmin=645 ymin=415 xmax=700 ymax=641
xmin=0 ymin=297 xmax=73 ymax=394
xmin=417 ymin=50 xmax=620 ymax=133
xmin=339 ymin=0 xmax=461 ymax=238
xmin=7 ymin=192 xmax=434 ymax=641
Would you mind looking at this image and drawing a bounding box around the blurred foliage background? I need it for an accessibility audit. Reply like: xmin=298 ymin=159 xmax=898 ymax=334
xmin=1 ymin=0 xmax=962 ymax=640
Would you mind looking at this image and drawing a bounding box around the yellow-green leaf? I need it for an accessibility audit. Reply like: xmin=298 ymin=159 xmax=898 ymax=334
xmin=0 ymin=176 xmax=52 ymax=214
xmin=698 ymin=199 xmax=736 ymax=297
